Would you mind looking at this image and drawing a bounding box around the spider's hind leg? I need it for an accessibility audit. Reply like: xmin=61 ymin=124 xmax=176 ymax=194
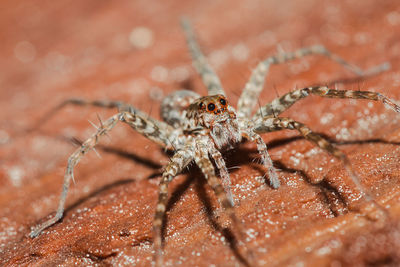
xmin=254 ymin=116 xmax=386 ymax=219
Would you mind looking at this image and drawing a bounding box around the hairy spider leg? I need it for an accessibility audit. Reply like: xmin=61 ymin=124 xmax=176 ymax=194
xmin=243 ymin=129 xmax=280 ymax=188
xmin=30 ymin=98 xmax=175 ymax=138
xmin=30 ymin=111 xmax=172 ymax=238
xmin=195 ymin=146 xmax=255 ymax=267
xmin=206 ymin=145 xmax=234 ymax=205
xmin=29 ymin=98 xmax=125 ymax=132
xmin=237 ymin=45 xmax=390 ymax=118
xmin=153 ymin=145 xmax=195 ymax=267
xmin=254 ymin=86 xmax=400 ymax=119
xmin=181 ymin=18 xmax=226 ymax=96
xmin=254 ymin=116 xmax=386 ymax=219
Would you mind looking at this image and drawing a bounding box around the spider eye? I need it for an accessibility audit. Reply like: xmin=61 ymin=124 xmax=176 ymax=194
xmin=199 ymin=102 xmax=204 ymax=109
xmin=207 ymin=103 xmax=216 ymax=111
xmin=219 ymin=98 xmax=226 ymax=105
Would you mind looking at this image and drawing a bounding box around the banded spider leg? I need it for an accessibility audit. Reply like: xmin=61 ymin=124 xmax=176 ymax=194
xmin=30 ymin=98 xmax=174 ymax=137
xmin=181 ymin=17 xmax=279 ymax=193
xmin=29 ymin=109 xmax=174 ymax=237
xmin=237 ymin=43 xmax=390 ymax=119
xmin=153 ymin=145 xmax=195 ymax=266
xmin=195 ymin=143 xmax=255 ymax=266
xmin=231 ymin=32 xmax=393 ymax=217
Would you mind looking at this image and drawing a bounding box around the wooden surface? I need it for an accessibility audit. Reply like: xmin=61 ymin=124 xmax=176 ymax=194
xmin=1 ymin=0 xmax=400 ymax=266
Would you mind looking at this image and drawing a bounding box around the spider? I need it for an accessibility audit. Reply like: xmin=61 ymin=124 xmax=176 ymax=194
xmin=30 ymin=18 xmax=400 ymax=266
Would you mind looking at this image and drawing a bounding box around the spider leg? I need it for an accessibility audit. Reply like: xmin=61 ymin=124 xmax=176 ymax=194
xmin=181 ymin=18 xmax=226 ymax=96
xmin=237 ymin=45 xmax=389 ymax=118
xmin=30 ymin=111 xmax=175 ymax=238
xmin=194 ymin=147 xmax=255 ymax=266
xmin=30 ymin=98 xmax=174 ymax=135
xmin=244 ymin=130 xmax=280 ymax=188
xmin=153 ymin=145 xmax=194 ymax=267
xmin=254 ymin=86 xmax=400 ymax=119
xmin=53 ymin=98 xmax=127 ymax=110
xmin=29 ymin=98 xmax=126 ymax=131
xmin=209 ymin=146 xmax=235 ymax=205
xmin=253 ymin=117 xmax=385 ymax=216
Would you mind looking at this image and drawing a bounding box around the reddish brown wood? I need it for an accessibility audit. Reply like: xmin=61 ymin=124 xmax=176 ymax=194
xmin=1 ymin=0 xmax=400 ymax=266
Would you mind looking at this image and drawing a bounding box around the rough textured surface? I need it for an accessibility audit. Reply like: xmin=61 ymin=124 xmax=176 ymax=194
xmin=1 ymin=0 xmax=400 ymax=266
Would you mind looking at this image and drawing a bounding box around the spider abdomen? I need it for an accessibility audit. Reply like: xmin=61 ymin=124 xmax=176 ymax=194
xmin=161 ymin=90 xmax=200 ymax=127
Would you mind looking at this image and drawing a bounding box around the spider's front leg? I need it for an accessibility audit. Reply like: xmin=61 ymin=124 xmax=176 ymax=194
xmin=30 ymin=98 xmax=174 ymax=135
xmin=153 ymin=145 xmax=194 ymax=267
xmin=237 ymin=45 xmax=389 ymax=118
xmin=253 ymin=116 xmax=386 ymax=218
xmin=208 ymin=145 xmax=235 ymax=205
xmin=195 ymin=143 xmax=256 ymax=267
xmin=254 ymin=86 xmax=400 ymax=119
xmin=241 ymin=128 xmax=280 ymax=189
xmin=30 ymin=110 xmax=173 ymax=238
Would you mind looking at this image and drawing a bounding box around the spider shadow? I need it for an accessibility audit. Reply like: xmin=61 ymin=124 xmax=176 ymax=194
xmin=271 ymin=160 xmax=349 ymax=216
xmin=157 ymin=165 xmax=250 ymax=267
xmin=48 ymin=130 xmax=400 ymax=260
xmin=324 ymin=70 xmax=388 ymax=87
xmin=64 ymin=178 xmax=136 ymax=214
xmin=150 ymin=143 xmax=351 ymax=264
xmin=31 ymin=136 xmax=163 ymax=237
xmin=194 ymin=172 xmax=251 ymax=266
xmin=35 ymin=178 xmax=136 ymax=230
xmin=225 ymin=145 xmax=349 ymax=216
xmin=282 ymin=64 xmax=390 ymax=93
xmin=219 ymin=133 xmax=400 ymax=216
xmin=152 ymin=145 xmax=348 ymax=265
xmin=266 ymin=134 xmax=400 ymax=151
xmin=267 ymin=134 xmax=400 ymax=214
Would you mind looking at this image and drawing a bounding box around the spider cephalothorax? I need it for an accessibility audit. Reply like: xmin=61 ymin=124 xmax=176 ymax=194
xmin=30 ymin=18 xmax=399 ymax=267
xmin=185 ymin=94 xmax=241 ymax=149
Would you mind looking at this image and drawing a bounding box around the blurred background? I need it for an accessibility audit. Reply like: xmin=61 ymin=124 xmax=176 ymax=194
xmin=1 ymin=0 xmax=400 ymax=266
